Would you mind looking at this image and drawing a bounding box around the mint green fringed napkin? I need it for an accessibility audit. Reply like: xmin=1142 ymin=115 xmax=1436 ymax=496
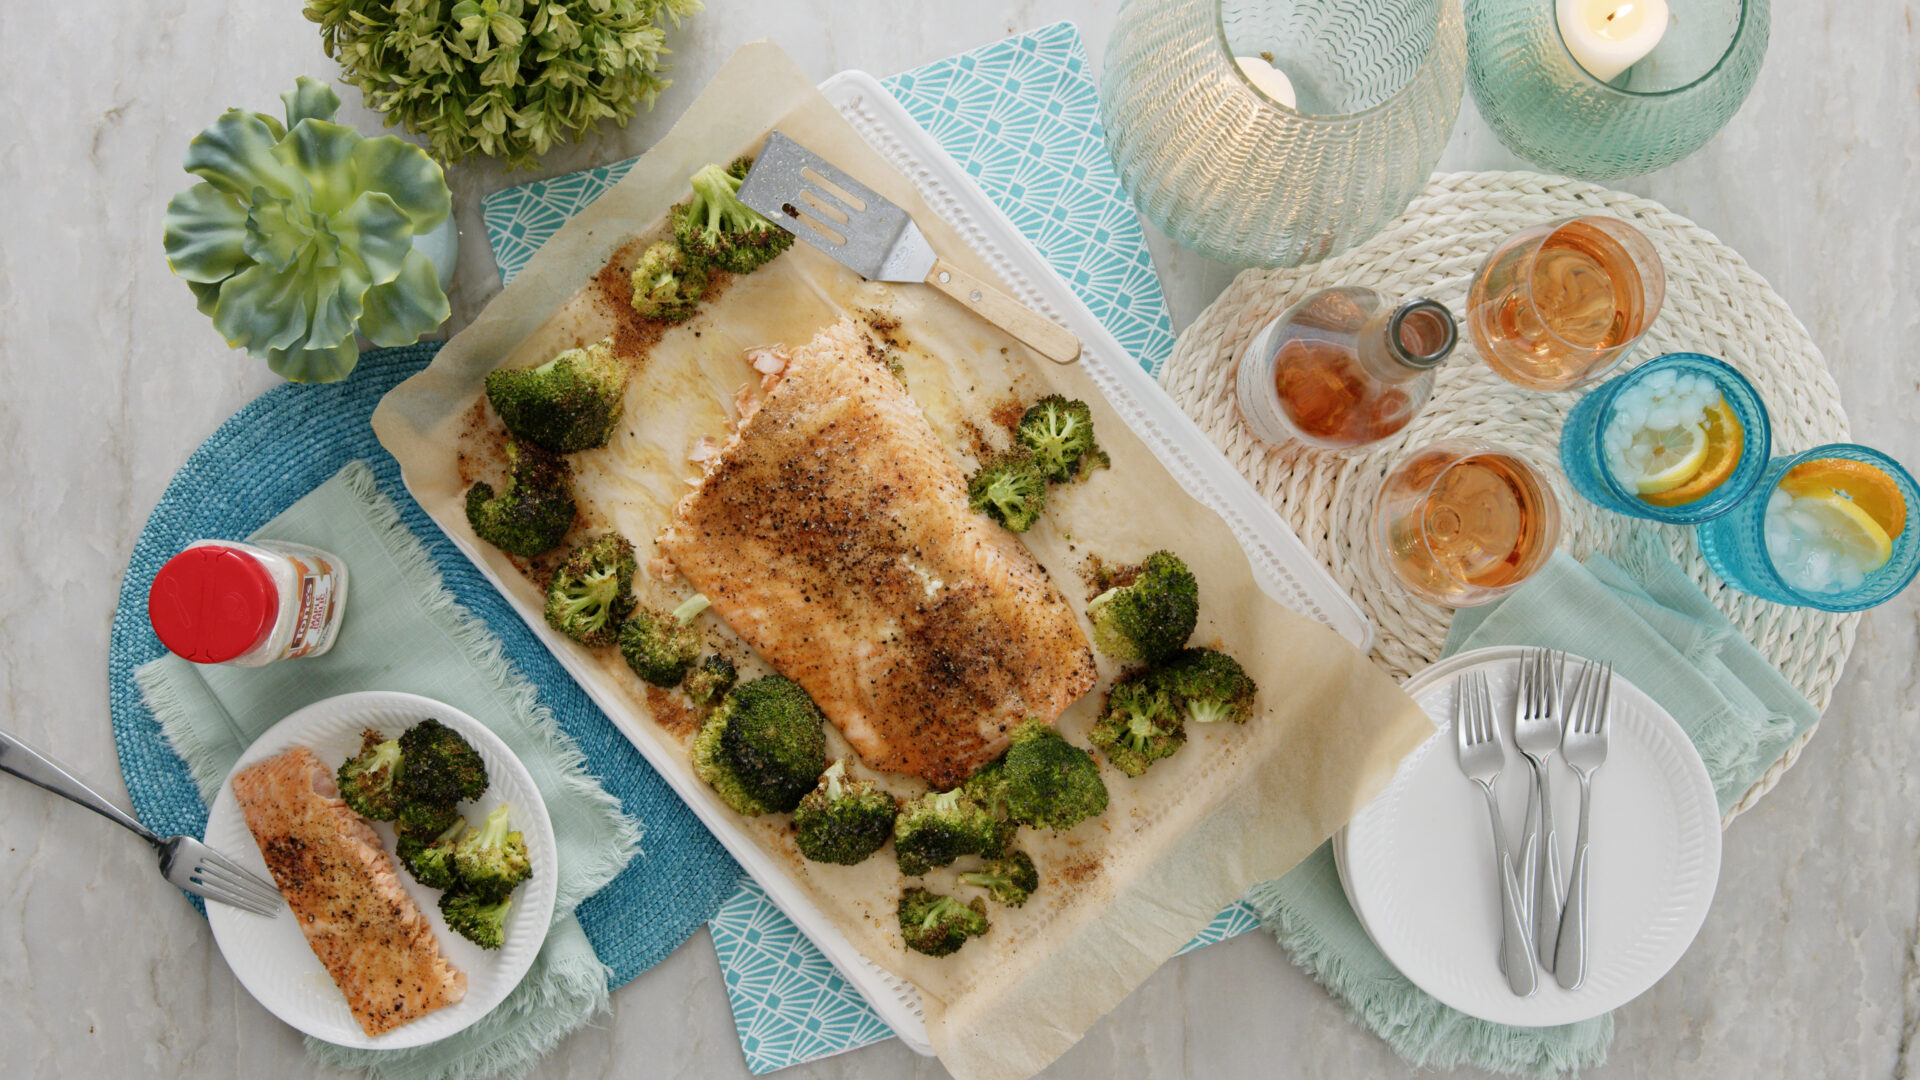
xmin=1247 ymin=532 xmax=1819 ymax=1076
xmin=136 ymin=461 xmax=642 ymax=1080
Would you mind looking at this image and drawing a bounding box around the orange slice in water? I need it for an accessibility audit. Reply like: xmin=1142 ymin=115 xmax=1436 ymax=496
xmin=1778 ymin=458 xmax=1907 ymax=538
xmin=1641 ymin=399 xmax=1745 ymax=507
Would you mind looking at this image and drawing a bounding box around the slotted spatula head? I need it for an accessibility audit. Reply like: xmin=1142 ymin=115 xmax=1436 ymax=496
xmin=738 ymin=132 xmax=937 ymax=283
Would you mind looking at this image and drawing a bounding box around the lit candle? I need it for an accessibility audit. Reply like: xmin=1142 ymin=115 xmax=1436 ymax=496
xmin=1234 ymin=55 xmax=1297 ymax=109
xmin=1556 ymin=0 xmax=1670 ymax=83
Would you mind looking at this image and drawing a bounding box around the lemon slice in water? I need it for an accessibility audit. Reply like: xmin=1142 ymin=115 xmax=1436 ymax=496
xmin=1796 ymin=491 xmax=1894 ymax=571
xmin=1621 ymin=423 xmax=1709 ymax=495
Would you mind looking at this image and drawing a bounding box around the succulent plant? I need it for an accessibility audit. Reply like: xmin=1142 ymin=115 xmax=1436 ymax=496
xmin=162 ymin=77 xmax=453 ymax=383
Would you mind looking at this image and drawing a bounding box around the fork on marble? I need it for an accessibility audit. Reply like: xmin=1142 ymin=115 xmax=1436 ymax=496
xmin=0 ymin=728 xmax=280 ymax=916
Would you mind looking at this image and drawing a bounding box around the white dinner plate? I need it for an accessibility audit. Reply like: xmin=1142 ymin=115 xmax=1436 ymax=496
xmin=205 ymin=691 xmax=558 ymax=1048
xmin=1335 ymin=647 xmax=1721 ymax=1026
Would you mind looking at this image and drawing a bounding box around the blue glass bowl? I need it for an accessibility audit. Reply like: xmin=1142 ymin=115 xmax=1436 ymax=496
xmin=1698 ymin=444 xmax=1920 ymax=612
xmin=1560 ymin=353 xmax=1772 ymax=524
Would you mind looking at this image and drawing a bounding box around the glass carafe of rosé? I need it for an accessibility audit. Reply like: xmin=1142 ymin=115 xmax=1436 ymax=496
xmin=1236 ymin=286 xmax=1458 ymax=451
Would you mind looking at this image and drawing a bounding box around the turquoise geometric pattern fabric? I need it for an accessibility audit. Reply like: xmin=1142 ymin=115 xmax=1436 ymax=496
xmin=482 ymin=23 xmax=1239 ymax=1072
xmin=709 ymin=877 xmax=897 ymax=1073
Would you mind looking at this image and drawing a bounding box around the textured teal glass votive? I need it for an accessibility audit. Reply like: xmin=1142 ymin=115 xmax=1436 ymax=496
xmin=1465 ymin=0 xmax=1770 ymax=181
xmin=1560 ymin=353 xmax=1771 ymax=524
xmin=1698 ymin=445 xmax=1920 ymax=613
xmin=1101 ymin=0 xmax=1466 ymax=267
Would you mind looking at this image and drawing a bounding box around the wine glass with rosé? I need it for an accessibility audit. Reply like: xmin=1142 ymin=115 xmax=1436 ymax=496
xmin=1697 ymin=444 xmax=1920 ymax=612
xmin=1373 ymin=439 xmax=1562 ymax=607
xmin=1467 ymin=216 xmax=1665 ymax=391
xmin=1559 ymin=353 xmax=1773 ymax=524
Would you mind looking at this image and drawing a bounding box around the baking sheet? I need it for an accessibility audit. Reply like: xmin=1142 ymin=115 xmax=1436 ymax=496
xmin=373 ymin=40 xmax=1431 ymax=1080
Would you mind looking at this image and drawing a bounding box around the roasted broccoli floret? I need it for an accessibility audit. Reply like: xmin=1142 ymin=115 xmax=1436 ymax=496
xmin=960 ymin=757 xmax=1010 ymax=819
xmin=485 ymin=338 xmax=629 ymax=454
xmin=629 ymin=239 xmax=710 ymax=323
xmin=999 ymin=720 xmax=1109 ymax=831
xmin=967 ymin=447 xmax=1049 ymax=533
xmin=1085 ymin=550 xmax=1199 ymax=664
xmin=336 ymin=729 xmax=403 ymax=821
xmin=439 ymin=889 xmax=511 ymax=950
xmin=893 ymin=789 xmax=1011 ymax=877
xmin=544 ymin=534 xmax=637 ymax=647
xmin=619 ymin=593 xmax=711 ymax=687
xmin=671 ymin=158 xmax=793 ymax=275
xmin=396 ymin=718 xmax=489 ymax=805
xmin=793 ymin=761 xmax=899 ymax=866
xmin=1090 ymin=673 xmax=1188 ymax=777
xmin=395 ymin=818 xmax=466 ymax=891
xmin=1016 ymin=395 xmax=1103 ymax=482
xmin=691 ymin=675 xmax=828 ymax=815
xmin=959 ymin=848 xmax=1039 ymax=907
xmin=1156 ymin=647 xmax=1258 ymax=725
xmin=898 ymin=887 xmax=990 ymax=958
xmin=395 ymin=797 xmax=462 ymax=842
xmin=465 ymin=439 xmax=576 ymax=558
xmin=453 ymin=803 xmax=533 ymax=902
xmin=683 ymin=654 xmax=738 ymax=709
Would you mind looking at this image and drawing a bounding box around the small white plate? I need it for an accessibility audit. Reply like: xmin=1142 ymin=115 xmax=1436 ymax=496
xmin=1335 ymin=647 xmax=1720 ymax=1027
xmin=206 ymin=691 xmax=558 ymax=1048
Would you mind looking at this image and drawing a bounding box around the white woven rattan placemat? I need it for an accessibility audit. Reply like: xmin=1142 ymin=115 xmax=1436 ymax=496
xmin=1161 ymin=171 xmax=1856 ymax=823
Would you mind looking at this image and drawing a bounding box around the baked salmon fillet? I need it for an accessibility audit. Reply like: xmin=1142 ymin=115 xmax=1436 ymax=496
xmin=232 ymin=747 xmax=466 ymax=1036
xmin=657 ymin=317 xmax=1097 ymax=788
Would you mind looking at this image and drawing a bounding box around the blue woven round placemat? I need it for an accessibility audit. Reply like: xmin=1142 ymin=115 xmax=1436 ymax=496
xmin=106 ymin=344 xmax=742 ymax=986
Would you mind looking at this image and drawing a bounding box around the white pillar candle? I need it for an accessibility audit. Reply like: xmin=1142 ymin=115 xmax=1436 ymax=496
xmin=1556 ymin=0 xmax=1670 ymax=83
xmin=1234 ymin=55 xmax=1298 ymax=109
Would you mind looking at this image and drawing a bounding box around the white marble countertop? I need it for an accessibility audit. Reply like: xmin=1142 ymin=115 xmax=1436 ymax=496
xmin=3 ymin=2 xmax=1916 ymax=1078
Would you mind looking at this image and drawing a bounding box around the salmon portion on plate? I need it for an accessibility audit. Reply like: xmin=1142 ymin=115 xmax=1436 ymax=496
xmin=232 ymin=746 xmax=466 ymax=1036
xmin=657 ymin=317 xmax=1097 ymax=789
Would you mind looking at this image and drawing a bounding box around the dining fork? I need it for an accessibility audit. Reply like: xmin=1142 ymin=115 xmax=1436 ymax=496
xmin=0 ymin=729 xmax=280 ymax=916
xmin=1513 ymin=648 xmax=1565 ymax=972
xmin=1456 ymin=670 xmax=1537 ymax=996
xmin=1554 ymin=659 xmax=1613 ymax=989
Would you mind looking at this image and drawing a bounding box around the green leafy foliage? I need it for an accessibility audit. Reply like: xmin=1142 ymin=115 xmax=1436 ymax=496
xmin=305 ymin=0 xmax=701 ymax=169
xmin=897 ymin=887 xmax=989 ymax=957
xmin=162 ymin=76 xmax=452 ymax=382
xmin=544 ymin=534 xmax=637 ymax=647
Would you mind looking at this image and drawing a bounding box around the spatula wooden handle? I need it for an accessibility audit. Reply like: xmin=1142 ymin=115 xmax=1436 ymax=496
xmin=923 ymin=258 xmax=1080 ymax=364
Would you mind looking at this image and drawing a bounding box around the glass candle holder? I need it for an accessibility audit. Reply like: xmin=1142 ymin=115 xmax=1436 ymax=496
xmin=1467 ymin=216 xmax=1665 ymax=391
xmin=1465 ymin=0 xmax=1770 ymax=181
xmin=1697 ymin=444 xmax=1920 ymax=612
xmin=1100 ymin=0 xmax=1466 ymax=268
xmin=1374 ymin=439 xmax=1562 ymax=607
xmin=1560 ymin=353 xmax=1771 ymax=524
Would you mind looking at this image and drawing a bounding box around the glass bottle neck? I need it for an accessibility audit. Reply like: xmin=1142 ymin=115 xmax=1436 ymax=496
xmin=1357 ymin=298 xmax=1457 ymax=384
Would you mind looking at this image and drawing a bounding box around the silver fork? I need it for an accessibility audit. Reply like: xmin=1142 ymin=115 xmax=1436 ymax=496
xmin=1513 ymin=648 xmax=1566 ymax=973
xmin=1554 ymin=660 xmax=1613 ymax=989
xmin=0 ymin=729 xmax=280 ymax=917
xmin=1456 ymin=670 xmax=1538 ymax=996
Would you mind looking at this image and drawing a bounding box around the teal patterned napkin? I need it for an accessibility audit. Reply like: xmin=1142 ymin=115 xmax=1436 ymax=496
xmin=483 ymin=22 xmax=1231 ymax=1073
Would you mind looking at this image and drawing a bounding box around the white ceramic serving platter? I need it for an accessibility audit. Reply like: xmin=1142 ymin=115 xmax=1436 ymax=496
xmin=205 ymin=691 xmax=558 ymax=1049
xmin=399 ymin=72 xmax=1376 ymax=1056
xmin=1334 ymin=647 xmax=1721 ymax=1027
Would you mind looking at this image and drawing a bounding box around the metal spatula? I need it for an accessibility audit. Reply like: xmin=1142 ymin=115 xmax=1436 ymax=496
xmin=738 ymin=132 xmax=1080 ymax=364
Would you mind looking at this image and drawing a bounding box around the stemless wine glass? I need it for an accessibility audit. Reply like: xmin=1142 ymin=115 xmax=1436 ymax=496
xmin=1560 ymin=352 xmax=1771 ymax=524
xmin=1467 ymin=216 xmax=1665 ymax=391
xmin=1697 ymin=444 xmax=1920 ymax=612
xmin=1100 ymin=0 xmax=1466 ymax=267
xmin=1373 ymin=439 xmax=1562 ymax=607
xmin=1466 ymin=0 xmax=1771 ymax=180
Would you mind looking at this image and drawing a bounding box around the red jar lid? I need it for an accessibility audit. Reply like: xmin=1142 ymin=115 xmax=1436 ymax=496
xmin=148 ymin=545 xmax=279 ymax=664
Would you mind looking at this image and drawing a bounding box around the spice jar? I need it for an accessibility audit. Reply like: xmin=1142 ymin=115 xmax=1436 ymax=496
xmin=148 ymin=540 xmax=349 ymax=667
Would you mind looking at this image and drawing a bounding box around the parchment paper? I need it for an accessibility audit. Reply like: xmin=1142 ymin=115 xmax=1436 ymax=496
xmin=372 ymin=41 xmax=1432 ymax=1080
